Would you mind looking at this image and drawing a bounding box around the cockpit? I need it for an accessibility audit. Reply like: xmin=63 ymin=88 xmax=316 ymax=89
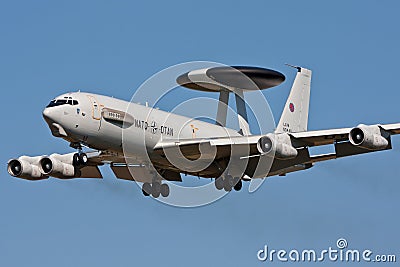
xmin=46 ymin=96 xmax=79 ymax=108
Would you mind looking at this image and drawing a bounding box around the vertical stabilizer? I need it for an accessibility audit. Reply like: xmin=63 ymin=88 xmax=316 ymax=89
xmin=276 ymin=66 xmax=312 ymax=133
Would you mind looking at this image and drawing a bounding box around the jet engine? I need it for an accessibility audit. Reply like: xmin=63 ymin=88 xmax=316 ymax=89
xmin=39 ymin=153 xmax=87 ymax=178
xmin=7 ymin=156 xmax=47 ymax=180
xmin=257 ymin=133 xmax=298 ymax=159
xmin=349 ymin=124 xmax=389 ymax=150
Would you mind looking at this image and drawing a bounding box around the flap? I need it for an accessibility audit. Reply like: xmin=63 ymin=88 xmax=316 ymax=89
xmin=79 ymin=165 xmax=103 ymax=178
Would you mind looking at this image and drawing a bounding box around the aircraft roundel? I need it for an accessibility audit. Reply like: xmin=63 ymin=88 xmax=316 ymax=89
xmin=289 ymin=103 xmax=295 ymax=112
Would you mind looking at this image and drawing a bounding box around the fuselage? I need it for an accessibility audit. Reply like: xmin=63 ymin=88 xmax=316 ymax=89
xmin=42 ymin=92 xmax=241 ymax=164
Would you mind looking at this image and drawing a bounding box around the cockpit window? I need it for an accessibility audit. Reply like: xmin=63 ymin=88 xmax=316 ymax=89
xmin=46 ymin=99 xmax=68 ymax=107
xmin=46 ymin=99 xmax=79 ymax=108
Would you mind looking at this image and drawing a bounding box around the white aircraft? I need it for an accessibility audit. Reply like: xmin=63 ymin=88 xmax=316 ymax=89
xmin=7 ymin=65 xmax=400 ymax=198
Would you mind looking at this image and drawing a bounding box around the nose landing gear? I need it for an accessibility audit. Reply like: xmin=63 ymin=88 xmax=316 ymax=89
xmin=70 ymin=142 xmax=88 ymax=167
xmin=72 ymin=152 xmax=88 ymax=166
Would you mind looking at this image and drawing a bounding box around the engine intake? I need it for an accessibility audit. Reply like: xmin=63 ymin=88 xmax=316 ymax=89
xmin=39 ymin=153 xmax=85 ymax=178
xmin=257 ymin=136 xmax=273 ymax=154
xmin=349 ymin=125 xmax=389 ymax=150
xmin=8 ymin=159 xmax=23 ymax=177
xmin=257 ymin=133 xmax=298 ymax=159
xmin=7 ymin=156 xmax=47 ymax=180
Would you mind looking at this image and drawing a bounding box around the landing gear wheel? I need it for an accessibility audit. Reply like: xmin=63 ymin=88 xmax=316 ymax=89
xmin=79 ymin=153 xmax=88 ymax=165
xmin=215 ymin=177 xmax=224 ymax=190
xmin=73 ymin=153 xmax=80 ymax=166
xmin=151 ymin=182 xmax=161 ymax=198
xmin=160 ymin=183 xmax=170 ymax=197
xmin=223 ymin=175 xmax=234 ymax=192
xmin=142 ymin=182 xmax=151 ymax=196
xmin=233 ymin=179 xmax=242 ymax=191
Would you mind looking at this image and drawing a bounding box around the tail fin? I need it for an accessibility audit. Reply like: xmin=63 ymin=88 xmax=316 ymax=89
xmin=276 ymin=66 xmax=312 ymax=133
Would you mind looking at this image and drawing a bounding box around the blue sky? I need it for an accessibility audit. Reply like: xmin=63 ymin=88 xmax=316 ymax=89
xmin=1 ymin=0 xmax=400 ymax=266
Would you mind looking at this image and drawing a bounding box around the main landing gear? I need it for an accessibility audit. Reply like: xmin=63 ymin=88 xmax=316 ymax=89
xmin=214 ymin=175 xmax=242 ymax=192
xmin=142 ymin=182 xmax=170 ymax=198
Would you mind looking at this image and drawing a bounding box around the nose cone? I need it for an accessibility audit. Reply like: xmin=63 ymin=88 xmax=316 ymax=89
xmin=42 ymin=107 xmax=68 ymax=137
xmin=42 ymin=108 xmax=54 ymax=123
xmin=43 ymin=107 xmax=60 ymax=125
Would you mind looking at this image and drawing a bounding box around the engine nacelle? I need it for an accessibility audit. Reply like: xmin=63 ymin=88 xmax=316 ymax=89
xmin=7 ymin=156 xmax=47 ymax=180
xmin=257 ymin=133 xmax=298 ymax=159
xmin=39 ymin=153 xmax=79 ymax=178
xmin=349 ymin=124 xmax=389 ymax=150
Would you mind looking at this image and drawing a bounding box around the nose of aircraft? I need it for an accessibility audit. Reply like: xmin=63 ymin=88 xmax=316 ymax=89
xmin=42 ymin=107 xmax=60 ymax=125
xmin=42 ymin=106 xmax=69 ymax=137
xmin=42 ymin=107 xmax=53 ymax=122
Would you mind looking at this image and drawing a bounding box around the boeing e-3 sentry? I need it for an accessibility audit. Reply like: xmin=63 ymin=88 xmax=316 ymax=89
xmin=7 ymin=65 xmax=400 ymax=198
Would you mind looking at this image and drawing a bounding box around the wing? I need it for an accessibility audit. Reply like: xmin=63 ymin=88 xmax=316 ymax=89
xmin=290 ymin=123 xmax=400 ymax=147
xmin=282 ymin=123 xmax=400 ymax=167
xmin=153 ymin=123 xmax=400 ymax=159
xmin=7 ymin=150 xmax=162 ymax=182
xmin=152 ymin=123 xmax=400 ymax=177
xmin=289 ymin=128 xmax=352 ymax=146
xmin=86 ymin=150 xmax=182 ymax=183
xmin=153 ymin=135 xmax=260 ymax=159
